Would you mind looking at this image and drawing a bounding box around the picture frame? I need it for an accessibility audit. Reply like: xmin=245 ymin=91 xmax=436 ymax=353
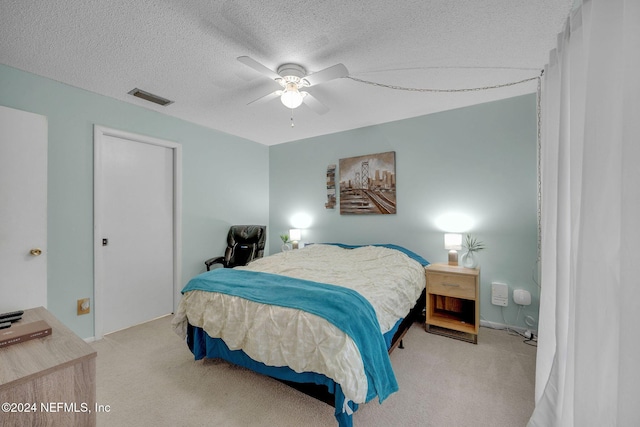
xmin=339 ymin=151 xmax=396 ymax=214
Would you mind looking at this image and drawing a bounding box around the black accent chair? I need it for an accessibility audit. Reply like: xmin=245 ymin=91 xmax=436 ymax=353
xmin=205 ymin=225 xmax=266 ymax=271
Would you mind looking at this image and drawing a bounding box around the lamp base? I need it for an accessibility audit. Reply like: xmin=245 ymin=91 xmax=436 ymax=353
xmin=448 ymin=250 xmax=459 ymax=266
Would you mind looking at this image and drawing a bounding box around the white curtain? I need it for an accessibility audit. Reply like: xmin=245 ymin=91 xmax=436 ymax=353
xmin=530 ymin=0 xmax=640 ymax=425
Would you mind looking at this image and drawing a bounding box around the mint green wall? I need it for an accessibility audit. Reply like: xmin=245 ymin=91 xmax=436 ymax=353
xmin=0 ymin=61 xmax=538 ymax=335
xmin=269 ymin=94 xmax=539 ymax=330
xmin=0 ymin=64 xmax=269 ymax=338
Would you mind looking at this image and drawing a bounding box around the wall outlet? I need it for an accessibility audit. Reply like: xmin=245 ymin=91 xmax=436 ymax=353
xmin=491 ymin=282 xmax=509 ymax=306
xmin=77 ymin=298 xmax=90 ymax=315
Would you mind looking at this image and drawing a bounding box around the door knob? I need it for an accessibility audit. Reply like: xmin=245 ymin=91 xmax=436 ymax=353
xmin=30 ymin=248 xmax=42 ymax=256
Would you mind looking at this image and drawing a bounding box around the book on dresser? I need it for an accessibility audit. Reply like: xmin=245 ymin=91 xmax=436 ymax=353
xmin=0 ymin=320 xmax=52 ymax=348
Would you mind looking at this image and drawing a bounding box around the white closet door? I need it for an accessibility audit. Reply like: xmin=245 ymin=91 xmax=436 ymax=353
xmin=95 ymin=127 xmax=180 ymax=336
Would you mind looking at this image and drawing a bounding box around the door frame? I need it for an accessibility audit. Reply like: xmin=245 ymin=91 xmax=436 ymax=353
xmin=93 ymin=125 xmax=182 ymax=339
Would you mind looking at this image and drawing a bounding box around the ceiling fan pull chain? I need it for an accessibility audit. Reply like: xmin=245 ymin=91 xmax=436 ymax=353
xmin=290 ymin=109 xmax=295 ymax=127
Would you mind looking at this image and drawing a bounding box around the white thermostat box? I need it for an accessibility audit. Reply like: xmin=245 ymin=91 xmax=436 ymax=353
xmin=491 ymin=282 xmax=509 ymax=306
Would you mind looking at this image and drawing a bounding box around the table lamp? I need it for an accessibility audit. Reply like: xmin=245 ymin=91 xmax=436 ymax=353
xmin=289 ymin=229 xmax=301 ymax=249
xmin=444 ymin=233 xmax=462 ymax=266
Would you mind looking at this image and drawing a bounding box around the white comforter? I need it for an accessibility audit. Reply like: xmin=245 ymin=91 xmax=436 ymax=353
xmin=172 ymin=244 xmax=425 ymax=403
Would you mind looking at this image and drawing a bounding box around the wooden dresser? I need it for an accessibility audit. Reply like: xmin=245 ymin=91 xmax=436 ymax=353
xmin=425 ymin=263 xmax=480 ymax=344
xmin=0 ymin=307 xmax=96 ymax=426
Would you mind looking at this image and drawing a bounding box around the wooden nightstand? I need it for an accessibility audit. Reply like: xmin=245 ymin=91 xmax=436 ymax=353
xmin=425 ymin=263 xmax=480 ymax=344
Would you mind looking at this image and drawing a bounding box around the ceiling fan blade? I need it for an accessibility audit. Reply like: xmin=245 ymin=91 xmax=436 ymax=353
xmin=237 ymin=56 xmax=281 ymax=80
xmin=247 ymin=90 xmax=281 ymax=106
xmin=304 ymin=63 xmax=348 ymax=86
xmin=302 ymin=92 xmax=329 ymax=115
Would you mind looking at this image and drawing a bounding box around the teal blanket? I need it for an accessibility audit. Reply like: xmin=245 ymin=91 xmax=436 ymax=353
xmin=182 ymin=268 xmax=398 ymax=403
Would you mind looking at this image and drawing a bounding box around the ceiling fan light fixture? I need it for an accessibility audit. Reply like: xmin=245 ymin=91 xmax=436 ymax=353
xmin=280 ymin=82 xmax=304 ymax=109
xmin=238 ymin=56 xmax=343 ymax=114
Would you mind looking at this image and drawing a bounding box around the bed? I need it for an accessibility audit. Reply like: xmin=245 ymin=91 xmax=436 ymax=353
xmin=172 ymin=243 xmax=428 ymax=426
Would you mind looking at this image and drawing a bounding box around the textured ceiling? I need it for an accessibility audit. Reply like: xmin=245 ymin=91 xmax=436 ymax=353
xmin=0 ymin=0 xmax=572 ymax=145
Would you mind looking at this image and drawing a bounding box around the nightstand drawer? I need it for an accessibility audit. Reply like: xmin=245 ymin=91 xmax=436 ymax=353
xmin=428 ymin=273 xmax=476 ymax=299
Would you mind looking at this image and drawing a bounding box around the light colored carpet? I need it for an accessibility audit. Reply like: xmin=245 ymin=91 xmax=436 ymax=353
xmin=91 ymin=316 xmax=536 ymax=427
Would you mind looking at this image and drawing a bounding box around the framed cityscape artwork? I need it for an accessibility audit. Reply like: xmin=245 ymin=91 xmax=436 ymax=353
xmin=339 ymin=151 xmax=396 ymax=214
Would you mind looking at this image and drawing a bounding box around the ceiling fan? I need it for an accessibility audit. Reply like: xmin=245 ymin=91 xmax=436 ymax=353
xmin=237 ymin=56 xmax=348 ymax=114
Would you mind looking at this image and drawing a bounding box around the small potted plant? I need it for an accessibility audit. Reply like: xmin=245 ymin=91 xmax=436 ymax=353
xmin=461 ymin=234 xmax=485 ymax=268
xmin=279 ymin=233 xmax=291 ymax=252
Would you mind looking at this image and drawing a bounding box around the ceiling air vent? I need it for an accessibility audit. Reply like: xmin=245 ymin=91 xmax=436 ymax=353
xmin=127 ymin=88 xmax=173 ymax=106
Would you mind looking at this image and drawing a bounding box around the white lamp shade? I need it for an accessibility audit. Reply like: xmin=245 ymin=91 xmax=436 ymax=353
xmin=444 ymin=233 xmax=462 ymax=250
xmin=289 ymin=229 xmax=302 ymax=241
